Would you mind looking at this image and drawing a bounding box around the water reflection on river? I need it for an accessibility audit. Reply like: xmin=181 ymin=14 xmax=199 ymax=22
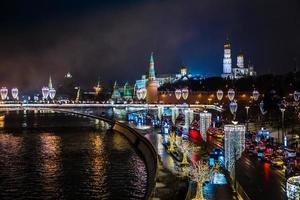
xmin=0 ymin=111 xmax=147 ymax=200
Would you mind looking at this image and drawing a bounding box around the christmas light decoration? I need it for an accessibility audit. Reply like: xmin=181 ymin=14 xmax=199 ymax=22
xmin=229 ymin=101 xmax=238 ymax=115
xmin=0 ymin=87 xmax=8 ymax=100
xmin=227 ymin=89 xmax=235 ymax=101
xmin=286 ymin=176 xmax=300 ymax=199
xmin=224 ymin=123 xmax=245 ymax=176
xmin=216 ymin=89 xmax=223 ymax=101
xmin=140 ymin=88 xmax=147 ymax=100
xmin=42 ymin=87 xmax=50 ymax=100
xmin=182 ymin=88 xmax=189 ymax=100
xmin=184 ymin=109 xmax=193 ymax=129
xmin=199 ymin=111 xmax=212 ymax=142
xmin=252 ymin=90 xmax=260 ymax=101
xmin=49 ymin=88 xmax=56 ymax=100
xmin=11 ymin=88 xmax=18 ymax=100
xmin=175 ymin=89 xmax=182 ymax=100
xmin=190 ymin=160 xmax=211 ymax=200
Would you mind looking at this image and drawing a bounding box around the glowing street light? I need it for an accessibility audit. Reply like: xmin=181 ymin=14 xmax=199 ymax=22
xmin=42 ymin=87 xmax=50 ymax=100
xmin=245 ymin=106 xmax=250 ymax=131
xmin=140 ymin=88 xmax=147 ymax=100
xmin=229 ymin=100 xmax=238 ymax=119
xmin=252 ymin=90 xmax=260 ymax=101
xmin=227 ymin=89 xmax=235 ymax=101
xmin=175 ymin=89 xmax=182 ymax=100
xmin=11 ymin=88 xmax=19 ymax=100
xmin=0 ymin=87 xmax=8 ymax=100
xmin=49 ymin=88 xmax=56 ymax=100
xmin=182 ymin=88 xmax=189 ymax=100
xmin=216 ymin=89 xmax=223 ymax=101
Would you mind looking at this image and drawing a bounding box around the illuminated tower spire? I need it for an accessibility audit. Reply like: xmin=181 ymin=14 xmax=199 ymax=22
xmin=148 ymin=52 xmax=156 ymax=80
xmin=237 ymin=51 xmax=244 ymax=68
xmin=223 ymin=37 xmax=232 ymax=75
xmin=146 ymin=52 xmax=158 ymax=103
xmin=48 ymin=75 xmax=53 ymax=89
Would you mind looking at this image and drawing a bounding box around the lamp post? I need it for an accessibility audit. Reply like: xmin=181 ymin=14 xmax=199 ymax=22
xmin=280 ymin=108 xmax=286 ymax=146
xmin=245 ymin=106 xmax=250 ymax=131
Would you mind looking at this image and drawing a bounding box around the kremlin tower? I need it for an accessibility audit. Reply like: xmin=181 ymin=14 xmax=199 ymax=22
xmin=146 ymin=52 xmax=158 ymax=103
xmin=221 ymin=38 xmax=233 ymax=78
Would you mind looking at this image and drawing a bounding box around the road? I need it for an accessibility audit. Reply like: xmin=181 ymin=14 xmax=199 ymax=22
xmin=207 ymin=135 xmax=288 ymax=200
xmin=236 ymin=154 xmax=287 ymax=200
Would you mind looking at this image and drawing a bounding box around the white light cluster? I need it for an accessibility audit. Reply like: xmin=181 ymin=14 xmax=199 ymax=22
xmin=42 ymin=87 xmax=50 ymax=100
xmin=287 ymin=176 xmax=300 ymax=199
xmin=224 ymin=124 xmax=246 ymax=176
xmin=184 ymin=109 xmax=193 ymax=129
xmin=0 ymin=87 xmax=8 ymax=100
xmin=11 ymin=88 xmax=19 ymax=100
xmin=171 ymin=107 xmax=179 ymax=124
xmin=199 ymin=111 xmax=212 ymax=142
xmin=157 ymin=105 xmax=164 ymax=120
xmin=175 ymin=89 xmax=182 ymax=100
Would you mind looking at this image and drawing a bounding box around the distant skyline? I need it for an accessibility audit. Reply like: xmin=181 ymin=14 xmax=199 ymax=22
xmin=0 ymin=0 xmax=299 ymax=91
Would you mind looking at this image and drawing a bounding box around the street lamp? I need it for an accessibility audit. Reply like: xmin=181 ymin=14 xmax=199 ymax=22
xmin=280 ymin=108 xmax=286 ymax=146
xmin=245 ymin=106 xmax=250 ymax=131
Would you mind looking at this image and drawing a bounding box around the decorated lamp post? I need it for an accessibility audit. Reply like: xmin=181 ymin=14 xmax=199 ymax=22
xmin=227 ymin=89 xmax=235 ymax=101
xmin=42 ymin=87 xmax=50 ymax=100
xmin=252 ymin=90 xmax=260 ymax=101
xmin=280 ymin=107 xmax=286 ymax=146
xmin=245 ymin=106 xmax=250 ymax=131
xmin=182 ymin=88 xmax=189 ymax=100
xmin=0 ymin=87 xmax=8 ymax=100
xmin=229 ymin=100 xmax=238 ymax=120
xmin=175 ymin=89 xmax=182 ymax=100
xmin=49 ymin=88 xmax=56 ymax=100
xmin=11 ymin=88 xmax=19 ymax=100
xmin=136 ymin=89 xmax=142 ymax=100
xmin=216 ymin=89 xmax=223 ymax=101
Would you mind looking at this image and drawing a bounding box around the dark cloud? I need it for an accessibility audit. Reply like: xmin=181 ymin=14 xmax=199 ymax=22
xmin=0 ymin=0 xmax=298 ymax=92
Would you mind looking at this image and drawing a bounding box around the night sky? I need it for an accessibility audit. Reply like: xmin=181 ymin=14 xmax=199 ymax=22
xmin=0 ymin=0 xmax=299 ymax=91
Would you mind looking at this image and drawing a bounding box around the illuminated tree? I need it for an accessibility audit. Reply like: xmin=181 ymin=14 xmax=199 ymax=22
xmin=190 ymin=160 xmax=211 ymax=200
xmin=168 ymin=132 xmax=176 ymax=153
xmin=181 ymin=142 xmax=189 ymax=165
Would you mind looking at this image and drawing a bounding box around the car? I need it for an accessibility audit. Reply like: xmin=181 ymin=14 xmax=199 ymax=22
xmin=285 ymin=164 xmax=300 ymax=178
xmin=262 ymin=154 xmax=272 ymax=162
xmin=271 ymin=157 xmax=285 ymax=169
